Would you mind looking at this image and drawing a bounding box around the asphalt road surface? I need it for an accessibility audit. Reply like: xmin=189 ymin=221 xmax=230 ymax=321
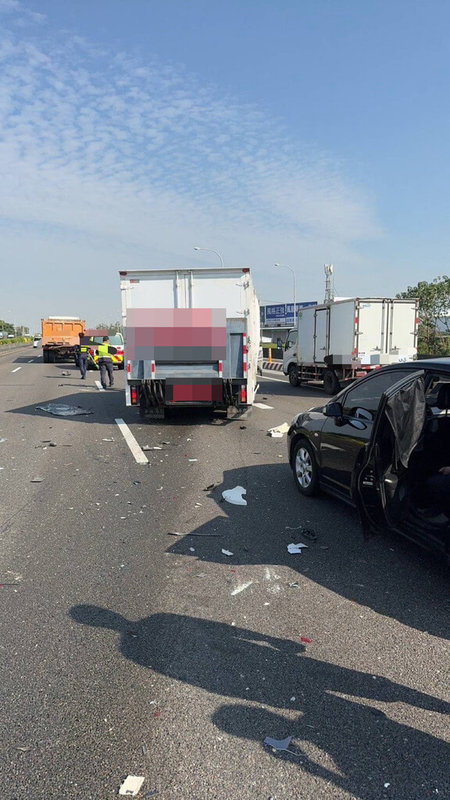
xmin=1 ymin=346 xmax=449 ymax=800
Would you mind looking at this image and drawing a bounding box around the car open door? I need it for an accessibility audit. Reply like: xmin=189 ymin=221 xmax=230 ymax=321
xmin=356 ymin=370 xmax=426 ymax=534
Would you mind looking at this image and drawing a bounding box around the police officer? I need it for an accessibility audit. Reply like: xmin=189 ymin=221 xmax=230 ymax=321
xmin=78 ymin=331 xmax=91 ymax=380
xmin=96 ymin=335 xmax=117 ymax=389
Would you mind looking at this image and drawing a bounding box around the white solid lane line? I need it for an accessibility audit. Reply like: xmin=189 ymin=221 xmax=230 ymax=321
xmin=115 ymin=418 xmax=149 ymax=465
xmin=11 ymin=367 xmax=21 ymax=373
xmin=261 ymin=372 xmax=288 ymax=383
xmin=95 ymin=380 xmax=105 ymax=392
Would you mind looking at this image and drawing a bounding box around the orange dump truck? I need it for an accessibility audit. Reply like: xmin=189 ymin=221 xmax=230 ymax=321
xmin=41 ymin=316 xmax=86 ymax=363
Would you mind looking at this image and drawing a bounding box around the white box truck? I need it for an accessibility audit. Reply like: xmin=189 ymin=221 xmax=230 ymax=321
xmin=283 ymin=297 xmax=419 ymax=394
xmin=119 ymin=267 xmax=261 ymax=418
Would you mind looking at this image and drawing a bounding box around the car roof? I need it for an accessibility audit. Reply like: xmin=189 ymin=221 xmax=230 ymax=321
xmin=396 ymin=357 xmax=450 ymax=370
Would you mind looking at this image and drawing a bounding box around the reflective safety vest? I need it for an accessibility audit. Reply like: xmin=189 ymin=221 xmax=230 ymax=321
xmin=97 ymin=343 xmax=117 ymax=360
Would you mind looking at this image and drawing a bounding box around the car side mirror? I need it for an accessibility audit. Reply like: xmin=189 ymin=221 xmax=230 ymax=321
xmin=324 ymin=401 xmax=343 ymax=418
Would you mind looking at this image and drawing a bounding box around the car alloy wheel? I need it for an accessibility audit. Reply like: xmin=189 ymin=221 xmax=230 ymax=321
xmin=292 ymin=439 xmax=319 ymax=496
xmin=296 ymin=446 xmax=312 ymax=487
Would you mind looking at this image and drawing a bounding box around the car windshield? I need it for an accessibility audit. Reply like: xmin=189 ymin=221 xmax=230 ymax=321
xmin=92 ymin=334 xmax=123 ymax=346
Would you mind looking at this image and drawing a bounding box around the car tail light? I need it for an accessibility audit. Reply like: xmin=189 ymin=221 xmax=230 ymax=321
xmin=130 ymin=387 xmax=138 ymax=405
xmin=240 ymin=385 xmax=247 ymax=403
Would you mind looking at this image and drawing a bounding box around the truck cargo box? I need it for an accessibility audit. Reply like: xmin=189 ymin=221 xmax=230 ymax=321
xmin=119 ymin=268 xmax=261 ymax=416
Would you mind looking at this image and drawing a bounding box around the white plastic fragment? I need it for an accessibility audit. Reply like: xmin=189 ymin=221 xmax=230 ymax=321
xmin=267 ymin=422 xmax=290 ymax=438
xmin=222 ymin=486 xmax=247 ymax=506
xmin=119 ymin=775 xmax=145 ymax=796
xmin=231 ymin=581 xmax=253 ymax=596
xmin=188 ymin=458 xmax=198 ymax=462
xmin=253 ymin=402 xmax=274 ymax=410
xmin=264 ymin=736 xmax=293 ymax=752
xmin=221 ymin=549 xmax=234 ymax=557
xmin=287 ymin=543 xmax=308 ymax=554
xmin=0 ymin=438 xmax=7 ymax=443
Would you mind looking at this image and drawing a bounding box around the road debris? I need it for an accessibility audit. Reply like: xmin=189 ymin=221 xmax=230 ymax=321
xmin=102 ymin=437 xmax=115 ymax=442
xmin=288 ymin=582 xmax=300 ymax=589
xmin=0 ymin=438 xmax=7 ymax=444
xmin=61 ymin=371 xmax=71 ymax=377
xmin=222 ymin=486 xmax=247 ymax=506
xmin=188 ymin=458 xmax=198 ymax=462
xmin=142 ymin=743 xmax=148 ymax=756
xmin=267 ymin=422 xmax=290 ymax=437
xmin=231 ymin=581 xmax=253 ymax=596
xmin=287 ymin=543 xmax=308 ymax=554
xmin=30 ymin=477 xmax=44 ymax=482
xmin=264 ymin=736 xmax=299 ymax=756
xmin=119 ymin=775 xmax=145 ymax=796
xmin=203 ymin=483 xmax=216 ymax=491
xmin=253 ymin=402 xmax=274 ymax=410
xmin=221 ymin=549 xmax=234 ymax=557
xmin=36 ymin=403 xmax=93 ymax=416
xmin=301 ymin=635 xmax=312 ymax=644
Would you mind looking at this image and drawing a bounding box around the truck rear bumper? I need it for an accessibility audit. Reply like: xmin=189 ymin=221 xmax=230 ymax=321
xmin=126 ymin=378 xmax=249 ymax=410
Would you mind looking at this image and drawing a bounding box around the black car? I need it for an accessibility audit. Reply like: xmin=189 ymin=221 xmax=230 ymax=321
xmin=287 ymin=358 xmax=450 ymax=561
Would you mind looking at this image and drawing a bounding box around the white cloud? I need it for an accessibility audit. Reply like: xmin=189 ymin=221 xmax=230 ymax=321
xmin=0 ymin=4 xmax=382 ymax=330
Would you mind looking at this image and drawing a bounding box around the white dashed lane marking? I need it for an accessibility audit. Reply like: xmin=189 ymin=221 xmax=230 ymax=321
xmin=115 ymin=418 xmax=148 ymax=465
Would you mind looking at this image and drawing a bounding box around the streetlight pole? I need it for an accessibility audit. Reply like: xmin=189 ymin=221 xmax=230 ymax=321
xmin=274 ymin=263 xmax=297 ymax=323
xmin=193 ymin=246 xmax=224 ymax=268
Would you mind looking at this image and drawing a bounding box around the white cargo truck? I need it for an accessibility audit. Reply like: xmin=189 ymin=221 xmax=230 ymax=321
xmin=283 ymin=297 xmax=419 ymax=394
xmin=119 ymin=267 xmax=261 ymax=418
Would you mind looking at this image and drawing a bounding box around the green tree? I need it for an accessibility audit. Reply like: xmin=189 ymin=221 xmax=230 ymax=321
xmin=0 ymin=319 xmax=14 ymax=336
xmin=397 ymin=275 xmax=450 ymax=355
xmin=95 ymin=321 xmax=123 ymax=335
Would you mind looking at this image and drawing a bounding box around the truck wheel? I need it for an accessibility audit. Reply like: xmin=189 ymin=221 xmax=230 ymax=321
xmin=323 ymin=368 xmax=340 ymax=395
xmin=48 ymin=350 xmax=55 ymax=363
xmin=43 ymin=349 xmax=49 ymax=363
xmin=288 ymin=364 xmax=300 ymax=387
xmin=292 ymin=439 xmax=319 ymax=496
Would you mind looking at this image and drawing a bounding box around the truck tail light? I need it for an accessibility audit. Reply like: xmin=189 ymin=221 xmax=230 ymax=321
xmin=218 ymin=360 xmax=223 ymax=377
xmin=240 ymin=384 xmax=247 ymax=404
xmin=127 ymin=361 xmax=131 ymax=374
xmin=151 ymin=359 xmax=156 ymax=376
xmin=130 ymin=387 xmax=138 ymax=405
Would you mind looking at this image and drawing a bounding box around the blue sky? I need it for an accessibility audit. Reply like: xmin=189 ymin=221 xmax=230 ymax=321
xmin=0 ymin=0 xmax=446 ymax=332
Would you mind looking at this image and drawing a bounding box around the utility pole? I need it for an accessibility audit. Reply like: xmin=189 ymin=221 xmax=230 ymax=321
xmin=324 ymin=264 xmax=334 ymax=303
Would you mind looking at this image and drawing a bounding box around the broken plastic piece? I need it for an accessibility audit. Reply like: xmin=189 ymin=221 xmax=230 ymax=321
xmin=267 ymin=422 xmax=290 ymax=437
xmin=222 ymin=486 xmax=247 ymax=506
xmin=300 ymin=636 xmax=312 ymax=644
xmin=221 ymin=549 xmax=234 ymax=557
xmin=287 ymin=543 xmax=308 ymax=554
xmin=264 ymin=736 xmax=293 ymax=752
xmin=253 ymin=402 xmax=274 ymax=410
xmin=231 ymin=581 xmax=253 ymax=596
xmin=36 ymin=403 xmax=93 ymax=416
xmin=0 ymin=438 xmax=7 ymax=443
xmin=30 ymin=477 xmax=44 ymax=483
xmin=61 ymin=371 xmax=71 ymax=377
xmin=188 ymin=458 xmax=198 ymax=462
xmin=119 ymin=775 xmax=145 ymax=796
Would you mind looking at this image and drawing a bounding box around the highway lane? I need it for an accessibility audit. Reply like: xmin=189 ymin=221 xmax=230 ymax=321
xmin=1 ymin=349 xmax=449 ymax=800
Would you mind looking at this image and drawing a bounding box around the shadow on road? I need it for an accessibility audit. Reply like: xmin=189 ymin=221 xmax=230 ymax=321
xmin=165 ymin=462 xmax=450 ymax=639
xmin=70 ymin=607 xmax=450 ymax=800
